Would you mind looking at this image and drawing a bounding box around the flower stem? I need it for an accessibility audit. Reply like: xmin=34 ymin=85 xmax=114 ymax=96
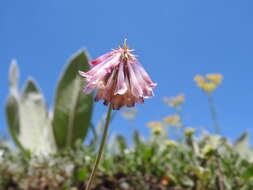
xmin=85 ymin=104 xmax=113 ymax=190
xmin=207 ymin=94 xmax=220 ymax=134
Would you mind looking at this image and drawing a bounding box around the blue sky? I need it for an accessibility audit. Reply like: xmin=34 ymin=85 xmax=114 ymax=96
xmin=1 ymin=0 xmax=253 ymax=143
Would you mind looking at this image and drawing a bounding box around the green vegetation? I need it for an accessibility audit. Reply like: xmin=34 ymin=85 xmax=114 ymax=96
xmin=1 ymin=50 xmax=253 ymax=190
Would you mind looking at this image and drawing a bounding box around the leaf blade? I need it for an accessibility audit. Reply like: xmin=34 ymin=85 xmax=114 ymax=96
xmin=18 ymin=78 xmax=56 ymax=155
xmin=52 ymin=50 xmax=93 ymax=149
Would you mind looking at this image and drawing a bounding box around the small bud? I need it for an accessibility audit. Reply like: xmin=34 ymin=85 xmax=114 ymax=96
xmin=152 ymin=127 xmax=162 ymax=135
xmin=165 ymin=140 xmax=177 ymax=147
xmin=184 ymin=128 xmax=196 ymax=137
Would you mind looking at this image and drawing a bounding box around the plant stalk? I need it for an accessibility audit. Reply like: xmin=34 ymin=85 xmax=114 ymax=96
xmin=207 ymin=94 xmax=220 ymax=134
xmin=85 ymin=104 xmax=113 ymax=190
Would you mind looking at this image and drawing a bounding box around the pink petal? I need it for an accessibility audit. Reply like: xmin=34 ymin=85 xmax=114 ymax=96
xmin=90 ymin=51 xmax=114 ymax=66
xmin=131 ymin=61 xmax=155 ymax=98
xmin=83 ymin=82 xmax=96 ymax=93
xmin=127 ymin=62 xmax=143 ymax=97
xmin=82 ymin=53 xmax=121 ymax=84
xmin=135 ymin=61 xmax=157 ymax=88
xmin=104 ymin=69 xmax=116 ymax=98
xmin=115 ymin=61 xmax=127 ymax=95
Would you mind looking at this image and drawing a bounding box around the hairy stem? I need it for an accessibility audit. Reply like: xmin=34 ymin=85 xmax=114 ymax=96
xmin=85 ymin=104 xmax=113 ymax=190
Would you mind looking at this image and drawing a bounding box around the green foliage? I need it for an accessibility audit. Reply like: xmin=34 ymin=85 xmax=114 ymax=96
xmin=6 ymin=61 xmax=20 ymax=148
xmin=52 ymin=50 xmax=93 ymax=150
xmin=5 ymin=50 xmax=93 ymax=154
xmin=1 ymin=132 xmax=253 ymax=190
xmin=5 ymin=95 xmax=24 ymax=152
xmin=3 ymin=53 xmax=253 ymax=190
xmin=18 ymin=79 xmax=56 ymax=154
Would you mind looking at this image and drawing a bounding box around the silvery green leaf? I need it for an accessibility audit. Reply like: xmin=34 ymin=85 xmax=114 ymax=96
xmin=52 ymin=50 xmax=93 ymax=149
xmin=234 ymin=132 xmax=250 ymax=157
xmin=8 ymin=59 xmax=19 ymax=96
xmin=5 ymin=95 xmax=24 ymax=151
xmin=18 ymin=79 xmax=56 ymax=155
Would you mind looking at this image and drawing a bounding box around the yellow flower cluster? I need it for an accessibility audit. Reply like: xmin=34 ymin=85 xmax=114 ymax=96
xmin=163 ymin=114 xmax=181 ymax=127
xmin=147 ymin=121 xmax=163 ymax=135
xmin=147 ymin=121 xmax=163 ymax=128
xmin=194 ymin=73 xmax=223 ymax=93
xmin=163 ymin=94 xmax=185 ymax=107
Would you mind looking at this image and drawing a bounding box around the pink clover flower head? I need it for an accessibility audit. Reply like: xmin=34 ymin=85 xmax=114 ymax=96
xmin=79 ymin=41 xmax=157 ymax=110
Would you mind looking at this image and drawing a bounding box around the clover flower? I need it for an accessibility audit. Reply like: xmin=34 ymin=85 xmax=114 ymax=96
xmin=79 ymin=41 xmax=156 ymax=110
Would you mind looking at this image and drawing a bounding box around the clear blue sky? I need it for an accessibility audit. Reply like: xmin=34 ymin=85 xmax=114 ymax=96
xmin=1 ymin=0 xmax=253 ymax=143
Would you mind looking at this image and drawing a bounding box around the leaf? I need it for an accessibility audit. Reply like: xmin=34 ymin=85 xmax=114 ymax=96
xmin=242 ymin=164 xmax=253 ymax=180
xmin=143 ymin=147 xmax=153 ymax=162
xmin=116 ymin=135 xmax=127 ymax=154
xmin=133 ymin=130 xmax=142 ymax=148
xmin=6 ymin=60 xmax=20 ymax=142
xmin=77 ymin=167 xmax=88 ymax=181
xmin=18 ymin=78 xmax=56 ymax=154
xmin=5 ymin=95 xmax=24 ymax=151
xmin=234 ymin=132 xmax=249 ymax=147
xmin=52 ymin=50 xmax=93 ymax=149
xmin=8 ymin=59 xmax=19 ymax=95
xmin=234 ymin=132 xmax=250 ymax=157
xmin=6 ymin=61 xmax=28 ymax=154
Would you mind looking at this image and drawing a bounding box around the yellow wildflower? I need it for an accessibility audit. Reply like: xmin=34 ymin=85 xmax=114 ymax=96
xmin=164 ymin=114 xmax=181 ymax=127
xmin=147 ymin=121 xmax=163 ymax=128
xmin=194 ymin=73 xmax=223 ymax=93
xmin=194 ymin=75 xmax=205 ymax=87
xmin=206 ymin=73 xmax=223 ymax=85
xmin=202 ymin=82 xmax=216 ymax=93
xmin=163 ymin=94 xmax=185 ymax=107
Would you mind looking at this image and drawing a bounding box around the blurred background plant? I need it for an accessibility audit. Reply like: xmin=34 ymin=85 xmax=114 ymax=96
xmin=1 ymin=51 xmax=253 ymax=190
xmin=194 ymin=74 xmax=223 ymax=134
xmin=5 ymin=50 xmax=93 ymax=156
xmin=163 ymin=94 xmax=185 ymax=141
